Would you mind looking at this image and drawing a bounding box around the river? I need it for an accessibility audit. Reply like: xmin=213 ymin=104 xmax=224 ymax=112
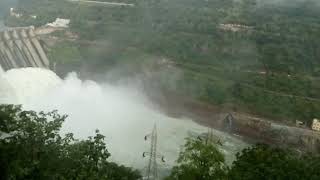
xmin=0 ymin=67 xmax=248 ymax=178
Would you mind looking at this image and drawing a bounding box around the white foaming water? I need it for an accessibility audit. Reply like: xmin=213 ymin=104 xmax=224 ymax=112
xmin=0 ymin=68 xmax=62 ymax=104
xmin=0 ymin=67 xmax=247 ymax=173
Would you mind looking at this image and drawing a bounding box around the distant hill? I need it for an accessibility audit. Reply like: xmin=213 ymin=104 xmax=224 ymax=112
xmin=6 ymin=0 xmax=320 ymax=125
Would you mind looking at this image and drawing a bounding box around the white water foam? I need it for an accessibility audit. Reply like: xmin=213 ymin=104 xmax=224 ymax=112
xmin=0 ymin=68 xmax=61 ymax=104
xmin=0 ymin=67 xmax=247 ymax=174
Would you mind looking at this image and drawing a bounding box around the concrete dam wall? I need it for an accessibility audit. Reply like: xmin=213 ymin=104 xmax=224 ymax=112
xmin=0 ymin=27 xmax=50 ymax=71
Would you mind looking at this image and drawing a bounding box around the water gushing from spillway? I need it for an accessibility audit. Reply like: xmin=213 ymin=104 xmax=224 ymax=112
xmin=0 ymin=67 xmax=247 ymax=175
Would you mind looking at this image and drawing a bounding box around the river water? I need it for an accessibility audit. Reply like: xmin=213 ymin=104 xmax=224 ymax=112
xmin=0 ymin=6 xmax=248 ymax=173
xmin=0 ymin=68 xmax=248 ymax=177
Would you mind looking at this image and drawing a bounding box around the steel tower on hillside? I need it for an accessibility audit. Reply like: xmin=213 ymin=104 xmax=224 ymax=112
xmin=143 ymin=124 xmax=165 ymax=180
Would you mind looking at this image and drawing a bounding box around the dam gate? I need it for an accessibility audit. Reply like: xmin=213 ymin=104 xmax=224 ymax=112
xmin=0 ymin=26 xmax=50 ymax=71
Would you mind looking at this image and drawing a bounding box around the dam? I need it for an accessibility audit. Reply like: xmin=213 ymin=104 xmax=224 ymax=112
xmin=0 ymin=26 xmax=50 ymax=71
xmin=0 ymin=26 xmax=247 ymax=177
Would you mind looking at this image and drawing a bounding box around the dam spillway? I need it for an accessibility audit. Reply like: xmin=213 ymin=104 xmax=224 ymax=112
xmin=0 ymin=68 xmax=248 ymax=174
xmin=0 ymin=27 xmax=50 ymax=71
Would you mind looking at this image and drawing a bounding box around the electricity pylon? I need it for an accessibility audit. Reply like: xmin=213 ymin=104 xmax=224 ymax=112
xmin=143 ymin=124 xmax=165 ymax=180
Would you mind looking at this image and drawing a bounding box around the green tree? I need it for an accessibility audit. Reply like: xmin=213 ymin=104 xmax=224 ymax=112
xmin=166 ymin=137 xmax=227 ymax=180
xmin=0 ymin=104 xmax=141 ymax=180
xmin=228 ymin=144 xmax=319 ymax=180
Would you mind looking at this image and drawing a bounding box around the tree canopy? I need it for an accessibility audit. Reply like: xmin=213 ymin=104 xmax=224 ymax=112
xmin=0 ymin=104 xmax=141 ymax=180
xmin=1 ymin=105 xmax=320 ymax=179
xmin=166 ymin=137 xmax=228 ymax=180
xmin=229 ymin=144 xmax=320 ymax=180
xmin=167 ymin=139 xmax=320 ymax=180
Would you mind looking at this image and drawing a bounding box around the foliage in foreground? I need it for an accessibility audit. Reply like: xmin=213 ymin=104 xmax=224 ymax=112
xmin=166 ymin=137 xmax=228 ymax=180
xmin=0 ymin=105 xmax=141 ymax=180
xmin=229 ymin=144 xmax=320 ymax=180
xmin=167 ymin=138 xmax=320 ymax=180
xmin=2 ymin=103 xmax=320 ymax=180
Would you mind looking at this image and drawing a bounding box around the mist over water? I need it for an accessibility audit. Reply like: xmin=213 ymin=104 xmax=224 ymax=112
xmin=0 ymin=68 xmax=61 ymax=104
xmin=0 ymin=67 xmax=247 ymax=173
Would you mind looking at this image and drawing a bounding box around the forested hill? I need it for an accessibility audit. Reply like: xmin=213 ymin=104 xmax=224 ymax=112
xmin=5 ymin=0 xmax=320 ymax=125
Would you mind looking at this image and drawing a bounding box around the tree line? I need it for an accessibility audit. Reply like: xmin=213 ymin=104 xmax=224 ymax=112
xmin=1 ymin=105 xmax=320 ymax=180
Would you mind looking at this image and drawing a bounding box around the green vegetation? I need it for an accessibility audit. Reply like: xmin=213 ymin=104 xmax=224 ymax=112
xmin=228 ymin=144 xmax=320 ymax=180
xmin=0 ymin=105 xmax=141 ymax=180
xmin=167 ymin=137 xmax=320 ymax=180
xmin=166 ymin=137 xmax=227 ymax=180
xmin=1 ymin=105 xmax=320 ymax=179
xmin=6 ymin=0 xmax=320 ymax=124
xmin=48 ymin=41 xmax=82 ymax=64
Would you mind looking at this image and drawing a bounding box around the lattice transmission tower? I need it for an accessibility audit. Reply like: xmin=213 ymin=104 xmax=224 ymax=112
xmin=143 ymin=124 xmax=165 ymax=180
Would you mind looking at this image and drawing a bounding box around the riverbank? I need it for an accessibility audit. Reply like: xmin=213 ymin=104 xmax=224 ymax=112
xmin=146 ymin=87 xmax=320 ymax=154
xmin=4 ymin=15 xmax=318 ymax=155
xmin=33 ymin=29 xmax=320 ymax=154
